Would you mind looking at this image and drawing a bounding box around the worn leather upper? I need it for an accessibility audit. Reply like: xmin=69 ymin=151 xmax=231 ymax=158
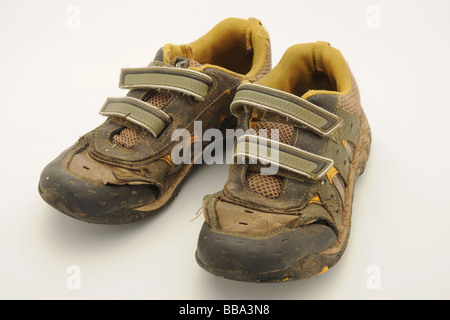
xmin=201 ymin=42 xmax=366 ymax=239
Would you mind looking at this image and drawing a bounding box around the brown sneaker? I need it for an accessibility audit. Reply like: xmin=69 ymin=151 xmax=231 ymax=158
xmin=38 ymin=17 xmax=272 ymax=224
xmin=196 ymin=41 xmax=372 ymax=282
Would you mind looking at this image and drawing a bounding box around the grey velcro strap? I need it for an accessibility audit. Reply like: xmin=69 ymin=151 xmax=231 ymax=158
xmin=119 ymin=66 xmax=212 ymax=100
xmin=99 ymin=97 xmax=171 ymax=138
xmin=230 ymin=83 xmax=342 ymax=136
xmin=234 ymin=134 xmax=334 ymax=180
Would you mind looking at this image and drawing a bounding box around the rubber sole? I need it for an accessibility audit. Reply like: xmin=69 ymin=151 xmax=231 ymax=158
xmin=39 ymin=162 xmax=195 ymax=225
xmin=195 ymin=110 xmax=372 ymax=282
xmin=195 ymin=222 xmax=338 ymax=283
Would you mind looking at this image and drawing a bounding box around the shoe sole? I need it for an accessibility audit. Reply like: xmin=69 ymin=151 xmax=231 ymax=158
xmin=38 ymin=161 xmax=195 ymax=224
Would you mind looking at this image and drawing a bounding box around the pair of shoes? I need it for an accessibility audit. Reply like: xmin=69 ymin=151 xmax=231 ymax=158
xmin=38 ymin=17 xmax=371 ymax=282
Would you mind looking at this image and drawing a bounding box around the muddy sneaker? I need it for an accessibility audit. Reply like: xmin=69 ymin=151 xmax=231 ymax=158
xmin=195 ymin=41 xmax=372 ymax=282
xmin=38 ymin=17 xmax=272 ymax=224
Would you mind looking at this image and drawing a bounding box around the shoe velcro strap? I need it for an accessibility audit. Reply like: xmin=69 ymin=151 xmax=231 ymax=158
xmin=234 ymin=134 xmax=334 ymax=180
xmin=99 ymin=97 xmax=171 ymax=138
xmin=119 ymin=66 xmax=213 ymax=100
xmin=230 ymin=83 xmax=342 ymax=136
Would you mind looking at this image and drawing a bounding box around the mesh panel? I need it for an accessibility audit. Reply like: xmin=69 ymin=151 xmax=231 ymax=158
xmin=112 ymin=89 xmax=171 ymax=148
xmin=147 ymin=89 xmax=173 ymax=108
xmin=113 ymin=59 xmax=200 ymax=148
xmin=113 ymin=128 xmax=140 ymax=148
xmin=246 ymin=121 xmax=294 ymax=198
xmin=254 ymin=121 xmax=293 ymax=144
xmin=246 ymin=172 xmax=283 ymax=199
xmin=339 ymin=69 xmax=361 ymax=116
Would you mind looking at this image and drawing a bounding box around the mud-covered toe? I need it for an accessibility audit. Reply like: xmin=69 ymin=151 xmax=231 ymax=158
xmin=38 ymin=17 xmax=272 ymax=224
xmin=38 ymin=144 xmax=159 ymax=224
xmin=196 ymin=42 xmax=372 ymax=282
xmin=196 ymin=199 xmax=338 ymax=282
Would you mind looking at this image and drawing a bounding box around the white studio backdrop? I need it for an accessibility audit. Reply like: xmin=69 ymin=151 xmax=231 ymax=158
xmin=0 ymin=0 xmax=449 ymax=299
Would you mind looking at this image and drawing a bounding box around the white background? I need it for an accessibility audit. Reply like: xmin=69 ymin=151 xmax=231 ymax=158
xmin=1 ymin=0 xmax=449 ymax=300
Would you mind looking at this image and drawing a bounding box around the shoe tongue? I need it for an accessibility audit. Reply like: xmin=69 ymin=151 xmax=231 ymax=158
xmin=113 ymin=56 xmax=203 ymax=148
xmin=246 ymin=90 xmax=327 ymax=200
xmin=146 ymin=56 xmax=203 ymax=109
xmin=245 ymin=120 xmax=294 ymax=199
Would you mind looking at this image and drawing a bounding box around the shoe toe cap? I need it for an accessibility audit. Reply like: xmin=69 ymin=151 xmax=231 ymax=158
xmin=38 ymin=148 xmax=158 ymax=219
xmin=196 ymin=220 xmax=337 ymax=281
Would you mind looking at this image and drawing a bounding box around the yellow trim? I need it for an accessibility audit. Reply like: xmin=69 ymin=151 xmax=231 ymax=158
xmin=308 ymin=194 xmax=322 ymax=205
xmin=302 ymin=90 xmax=341 ymax=100
xmin=190 ymin=134 xmax=202 ymax=144
xmin=342 ymin=139 xmax=347 ymax=149
xmin=326 ymin=166 xmax=339 ymax=183
xmin=162 ymin=17 xmax=270 ymax=80
xmin=317 ymin=266 xmax=329 ymax=275
xmin=160 ymin=154 xmax=172 ymax=167
xmin=257 ymin=42 xmax=351 ymax=98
